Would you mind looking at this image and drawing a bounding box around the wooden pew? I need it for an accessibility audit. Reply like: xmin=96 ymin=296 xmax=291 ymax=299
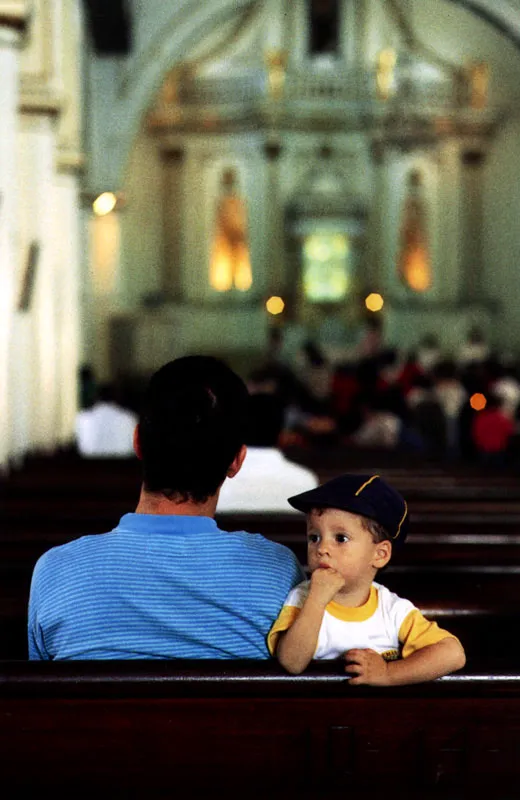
xmin=1 ymin=508 xmax=520 ymax=659
xmin=1 ymin=660 xmax=520 ymax=796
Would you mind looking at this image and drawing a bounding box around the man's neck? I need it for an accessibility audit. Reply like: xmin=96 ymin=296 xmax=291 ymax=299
xmin=135 ymin=486 xmax=219 ymax=518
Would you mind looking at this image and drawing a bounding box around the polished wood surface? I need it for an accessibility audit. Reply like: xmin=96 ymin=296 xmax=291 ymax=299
xmin=0 ymin=660 xmax=519 ymax=796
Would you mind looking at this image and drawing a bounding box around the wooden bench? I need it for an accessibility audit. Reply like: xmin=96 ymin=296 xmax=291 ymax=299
xmin=1 ymin=660 xmax=519 ymax=796
xmin=1 ymin=509 xmax=519 ymax=658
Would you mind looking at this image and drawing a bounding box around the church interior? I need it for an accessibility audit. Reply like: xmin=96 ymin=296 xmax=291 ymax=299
xmin=3 ymin=0 xmax=520 ymax=464
xmin=3 ymin=1 xmax=520 ymax=795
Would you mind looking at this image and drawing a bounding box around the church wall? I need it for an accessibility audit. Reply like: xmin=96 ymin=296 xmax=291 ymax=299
xmin=120 ymin=130 xmax=164 ymax=306
xmin=0 ymin=17 xmax=24 ymax=469
xmin=16 ymin=115 xmax=61 ymax=453
xmin=0 ymin=0 xmax=83 ymax=467
xmin=483 ymin=116 xmax=520 ymax=354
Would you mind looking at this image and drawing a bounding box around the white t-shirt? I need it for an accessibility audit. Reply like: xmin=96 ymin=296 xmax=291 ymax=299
xmin=75 ymin=402 xmax=137 ymax=457
xmin=268 ymin=580 xmax=455 ymax=661
xmin=217 ymin=448 xmax=318 ymax=514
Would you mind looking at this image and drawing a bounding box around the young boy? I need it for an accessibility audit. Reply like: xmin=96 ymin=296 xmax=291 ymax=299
xmin=268 ymin=474 xmax=466 ymax=684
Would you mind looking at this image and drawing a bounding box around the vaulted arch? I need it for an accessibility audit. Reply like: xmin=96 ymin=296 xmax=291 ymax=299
xmin=84 ymin=0 xmax=520 ymax=191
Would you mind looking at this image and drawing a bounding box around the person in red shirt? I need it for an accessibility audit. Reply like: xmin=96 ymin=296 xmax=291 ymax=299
xmin=471 ymin=392 xmax=515 ymax=466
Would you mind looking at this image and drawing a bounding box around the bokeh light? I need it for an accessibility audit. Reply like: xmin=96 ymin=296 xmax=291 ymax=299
xmin=266 ymin=296 xmax=285 ymax=315
xmin=93 ymin=192 xmax=117 ymax=216
xmin=365 ymin=293 xmax=384 ymax=312
xmin=470 ymin=393 xmax=487 ymax=411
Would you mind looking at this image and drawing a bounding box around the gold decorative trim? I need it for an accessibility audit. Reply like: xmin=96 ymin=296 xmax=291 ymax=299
xmin=19 ymin=0 xmax=54 ymax=91
xmin=56 ymin=149 xmax=85 ymax=175
xmin=0 ymin=2 xmax=30 ymax=33
xmin=19 ymin=90 xmax=62 ymax=116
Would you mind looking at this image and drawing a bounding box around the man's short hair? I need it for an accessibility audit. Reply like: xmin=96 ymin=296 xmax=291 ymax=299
xmin=139 ymin=356 xmax=249 ymax=503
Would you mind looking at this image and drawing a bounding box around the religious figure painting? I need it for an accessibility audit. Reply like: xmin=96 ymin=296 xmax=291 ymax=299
xmin=397 ymin=170 xmax=432 ymax=293
xmin=209 ymin=168 xmax=252 ymax=292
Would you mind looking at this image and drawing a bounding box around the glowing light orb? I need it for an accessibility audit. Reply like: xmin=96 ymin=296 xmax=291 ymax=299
xmin=365 ymin=293 xmax=384 ymax=312
xmin=93 ymin=192 xmax=117 ymax=216
xmin=266 ymin=296 xmax=285 ymax=315
xmin=470 ymin=393 xmax=487 ymax=411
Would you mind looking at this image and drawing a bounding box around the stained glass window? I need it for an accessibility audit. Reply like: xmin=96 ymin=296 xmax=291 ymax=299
xmin=303 ymin=232 xmax=350 ymax=302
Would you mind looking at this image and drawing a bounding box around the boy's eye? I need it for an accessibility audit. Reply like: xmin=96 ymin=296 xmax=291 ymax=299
xmin=307 ymin=533 xmax=320 ymax=544
xmin=335 ymin=534 xmax=349 ymax=543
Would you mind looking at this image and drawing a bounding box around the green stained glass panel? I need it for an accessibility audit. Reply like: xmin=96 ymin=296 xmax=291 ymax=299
xmin=303 ymin=233 xmax=350 ymax=302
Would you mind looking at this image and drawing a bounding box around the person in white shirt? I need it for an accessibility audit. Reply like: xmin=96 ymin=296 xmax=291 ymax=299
xmin=75 ymin=384 xmax=138 ymax=458
xmin=217 ymin=393 xmax=318 ymax=514
xmin=457 ymin=326 xmax=490 ymax=367
xmin=491 ymin=366 xmax=520 ymax=421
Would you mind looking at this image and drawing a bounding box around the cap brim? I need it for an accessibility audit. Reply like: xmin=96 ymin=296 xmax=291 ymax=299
xmin=288 ymin=485 xmax=378 ymax=521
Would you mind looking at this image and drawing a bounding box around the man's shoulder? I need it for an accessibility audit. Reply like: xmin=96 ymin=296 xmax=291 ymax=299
xmin=219 ymin=525 xmax=300 ymax=560
xmin=33 ymin=532 xmax=113 ymax=573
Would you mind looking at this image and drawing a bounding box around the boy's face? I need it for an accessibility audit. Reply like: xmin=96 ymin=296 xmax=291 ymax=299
xmin=306 ymin=508 xmax=391 ymax=590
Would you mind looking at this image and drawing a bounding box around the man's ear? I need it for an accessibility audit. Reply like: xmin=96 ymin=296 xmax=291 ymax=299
xmin=227 ymin=444 xmax=247 ymax=478
xmin=373 ymin=539 xmax=392 ymax=569
xmin=133 ymin=425 xmax=142 ymax=460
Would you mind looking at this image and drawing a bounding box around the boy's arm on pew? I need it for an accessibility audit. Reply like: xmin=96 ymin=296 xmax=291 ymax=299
xmin=344 ymin=637 xmax=466 ymax=686
xmin=276 ymin=568 xmax=345 ymax=674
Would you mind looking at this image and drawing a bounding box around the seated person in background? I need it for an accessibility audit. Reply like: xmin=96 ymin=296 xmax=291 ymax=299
xmin=472 ymin=391 xmax=514 ymax=467
xmin=491 ymin=363 xmax=520 ymax=420
xmin=294 ymin=339 xmax=332 ymax=415
xmin=407 ymin=374 xmax=447 ymax=460
xmin=433 ymin=360 xmax=467 ymax=457
xmin=29 ymin=356 xmax=304 ymax=660
xmin=75 ymin=383 xmax=137 ymax=458
xmin=457 ymin=325 xmax=490 ymax=367
xmin=416 ymin=333 xmax=441 ymax=373
xmin=349 ymin=395 xmax=402 ymax=449
xmin=217 ymin=393 xmax=318 ymax=513
xmin=269 ymin=474 xmax=465 ymax=683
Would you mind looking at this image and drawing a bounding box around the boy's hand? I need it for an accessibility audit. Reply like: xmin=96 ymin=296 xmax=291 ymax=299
xmin=308 ymin=567 xmax=345 ymax=607
xmin=344 ymin=648 xmax=390 ymax=686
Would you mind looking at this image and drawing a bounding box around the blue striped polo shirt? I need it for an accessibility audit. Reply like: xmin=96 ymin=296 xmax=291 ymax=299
xmin=28 ymin=513 xmax=304 ymax=660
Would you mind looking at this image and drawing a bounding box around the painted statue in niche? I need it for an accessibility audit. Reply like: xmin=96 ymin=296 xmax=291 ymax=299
xmin=209 ymin=168 xmax=252 ymax=292
xmin=397 ymin=170 xmax=432 ymax=293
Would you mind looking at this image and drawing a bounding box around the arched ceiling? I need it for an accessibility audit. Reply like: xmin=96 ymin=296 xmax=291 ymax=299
xmin=448 ymin=0 xmax=520 ymax=49
xmin=83 ymin=0 xmax=520 ymax=192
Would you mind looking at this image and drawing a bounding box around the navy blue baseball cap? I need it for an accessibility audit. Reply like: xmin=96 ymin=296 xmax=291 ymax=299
xmin=288 ymin=474 xmax=409 ymax=545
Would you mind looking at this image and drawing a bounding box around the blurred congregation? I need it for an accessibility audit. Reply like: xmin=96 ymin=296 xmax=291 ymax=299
xmin=76 ymin=319 xmax=520 ymax=469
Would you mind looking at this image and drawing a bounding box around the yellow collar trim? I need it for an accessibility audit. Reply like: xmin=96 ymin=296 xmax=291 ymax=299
xmin=326 ymin=585 xmax=378 ymax=622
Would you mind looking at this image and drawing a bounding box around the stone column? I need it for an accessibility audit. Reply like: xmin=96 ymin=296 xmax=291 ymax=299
xmin=461 ymin=148 xmax=485 ymax=302
xmin=53 ymin=168 xmax=81 ymax=445
xmin=263 ymin=139 xmax=285 ymax=296
xmin=437 ymin=140 xmax=463 ymax=302
xmin=17 ymin=114 xmax=61 ymax=452
xmin=367 ymin=140 xmax=386 ymax=294
xmin=0 ymin=6 xmax=28 ymax=468
xmin=161 ymin=146 xmax=185 ymax=300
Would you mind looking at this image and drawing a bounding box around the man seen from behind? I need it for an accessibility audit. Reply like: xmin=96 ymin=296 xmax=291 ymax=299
xmin=28 ymin=356 xmax=304 ymax=659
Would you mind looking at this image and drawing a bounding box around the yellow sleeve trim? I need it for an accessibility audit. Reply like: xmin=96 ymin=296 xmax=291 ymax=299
xmin=267 ymin=605 xmax=301 ymax=656
xmin=399 ymin=608 xmax=459 ymax=659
